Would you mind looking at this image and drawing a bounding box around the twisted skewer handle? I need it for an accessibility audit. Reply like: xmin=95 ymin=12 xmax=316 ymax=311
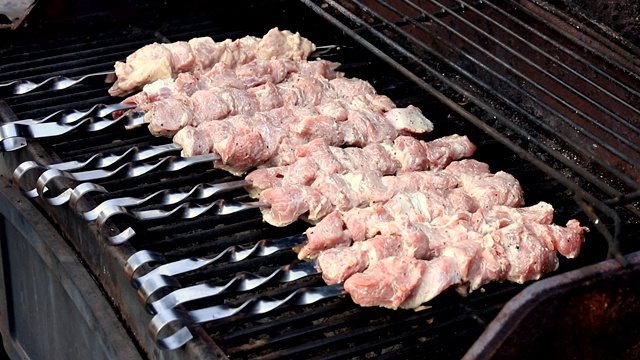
xmin=149 ymin=284 xmax=345 ymax=350
xmin=0 ymin=71 xmax=116 ymax=96
xmin=147 ymin=261 xmax=320 ymax=314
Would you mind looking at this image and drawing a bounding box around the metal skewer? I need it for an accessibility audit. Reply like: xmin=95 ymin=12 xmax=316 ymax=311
xmin=126 ymin=234 xmax=308 ymax=298
xmin=70 ymin=179 xmax=250 ymax=221
xmin=10 ymin=103 xmax=135 ymax=126
xmin=0 ymin=71 xmax=116 ymax=96
xmin=149 ymin=284 xmax=345 ymax=350
xmin=0 ymin=110 xmax=146 ymax=152
xmin=27 ymin=152 xmax=219 ymax=206
xmin=98 ymin=198 xmax=267 ymax=245
xmin=147 ymin=261 xmax=320 ymax=314
xmin=13 ymin=143 xmax=181 ymax=197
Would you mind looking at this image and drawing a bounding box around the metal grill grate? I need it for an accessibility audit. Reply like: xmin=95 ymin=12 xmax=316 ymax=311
xmin=301 ymin=0 xmax=640 ymax=260
xmin=1 ymin=1 xmax=639 ymax=359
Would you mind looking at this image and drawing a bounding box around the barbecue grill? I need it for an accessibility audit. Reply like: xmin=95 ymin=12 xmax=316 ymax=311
xmin=0 ymin=0 xmax=638 ymax=359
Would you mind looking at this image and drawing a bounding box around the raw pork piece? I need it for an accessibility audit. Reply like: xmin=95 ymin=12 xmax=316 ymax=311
xmin=109 ymin=27 xmax=316 ymax=96
xmin=147 ymin=73 xmax=398 ymax=138
xmin=297 ymin=162 xmax=525 ymax=258
xmin=110 ymin=43 xmax=173 ymax=97
xmin=245 ymin=134 xmax=475 ymax=193
xmin=315 ymin=202 xmax=555 ymax=283
xmin=345 ymin=220 xmax=587 ymax=310
xmin=174 ymin=99 xmax=433 ymax=174
xmin=318 ymin=227 xmax=435 ymax=285
xmin=122 ymin=59 xmax=342 ymax=112
xmin=259 ymin=167 xmax=464 ymax=228
xmin=259 ymin=158 xmax=519 ymax=228
xmin=236 ymin=58 xmax=342 ymax=88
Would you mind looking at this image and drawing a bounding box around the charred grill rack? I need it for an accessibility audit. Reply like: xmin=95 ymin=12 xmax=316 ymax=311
xmin=0 ymin=1 xmax=638 ymax=359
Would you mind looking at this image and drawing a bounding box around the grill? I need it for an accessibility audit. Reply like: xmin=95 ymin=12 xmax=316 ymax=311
xmin=0 ymin=1 xmax=638 ymax=359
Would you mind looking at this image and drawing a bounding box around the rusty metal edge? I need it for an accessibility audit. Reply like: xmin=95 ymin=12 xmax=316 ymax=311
xmin=463 ymin=250 xmax=640 ymax=359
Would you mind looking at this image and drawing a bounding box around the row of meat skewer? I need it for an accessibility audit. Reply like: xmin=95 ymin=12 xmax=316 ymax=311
xmin=105 ymin=27 xmax=588 ymax=310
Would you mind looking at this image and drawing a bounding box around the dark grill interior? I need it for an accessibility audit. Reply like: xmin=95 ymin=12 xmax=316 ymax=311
xmin=0 ymin=1 xmax=639 ymax=359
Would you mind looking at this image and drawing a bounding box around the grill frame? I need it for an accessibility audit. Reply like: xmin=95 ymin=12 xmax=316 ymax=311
xmin=0 ymin=1 xmax=639 ymax=359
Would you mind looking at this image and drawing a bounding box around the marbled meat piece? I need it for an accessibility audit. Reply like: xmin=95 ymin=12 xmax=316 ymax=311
xmin=259 ymin=165 xmax=464 ymax=228
xmin=344 ymin=256 xmax=429 ymax=309
xmin=110 ymin=43 xmax=173 ymax=97
xmin=297 ymin=165 xmax=527 ymax=259
xmin=146 ymin=73 xmax=399 ymax=137
xmin=163 ymin=41 xmax=196 ymax=73
xmin=259 ymin=185 xmax=333 ymax=227
xmin=145 ymin=95 xmax=194 ymax=137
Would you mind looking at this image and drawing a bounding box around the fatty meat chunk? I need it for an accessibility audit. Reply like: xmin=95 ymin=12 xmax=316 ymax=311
xmin=345 ymin=256 xmax=428 ymax=309
xmin=384 ymin=105 xmax=434 ymax=134
xmin=256 ymin=28 xmax=316 ymax=61
xmin=109 ymin=43 xmax=173 ymax=97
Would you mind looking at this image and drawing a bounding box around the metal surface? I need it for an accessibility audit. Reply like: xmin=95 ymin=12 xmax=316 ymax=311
xmin=150 ymin=283 xmax=347 ymax=350
xmin=13 ymin=142 xmax=182 ymax=197
xmin=126 ymin=234 xmax=308 ymax=301
xmin=0 ymin=71 xmax=116 ymax=96
xmin=148 ymin=260 xmax=320 ymax=314
xmin=0 ymin=0 xmax=638 ymax=359
xmin=70 ymin=179 xmax=250 ymax=221
xmin=0 ymin=175 xmax=142 ymax=360
xmin=97 ymin=197 xmax=267 ymax=244
xmin=464 ymin=249 xmax=640 ymax=360
xmin=0 ymin=109 xmax=144 ymax=151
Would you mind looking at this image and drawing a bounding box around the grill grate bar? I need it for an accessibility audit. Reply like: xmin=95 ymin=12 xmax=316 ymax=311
xmin=396 ymin=1 xmax=640 ymax=186
xmin=524 ymin=0 xmax=640 ymax=65
xmin=310 ymin=0 xmax=640 ymax=194
xmin=492 ymin=0 xmax=640 ymax=108
xmin=311 ymin=0 xmax=621 ymax=195
xmin=443 ymin=0 xmax=640 ymax=141
xmin=352 ymin=0 xmax=639 ymax=192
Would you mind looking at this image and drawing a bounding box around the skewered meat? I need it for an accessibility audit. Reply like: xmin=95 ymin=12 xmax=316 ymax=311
xmin=122 ymin=58 xmax=342 ymax=111
xmin=173 ymin=100 xmax=433 ymax=175
xmin=260 ymin=168 xmax=463 ymax=227
xmin=299 ymin=163 xmax=525 ymax=259
xmin=259 ymin=159 xmax=522 ymax=228
xmin=317 ymin=202 xmax=555 ymax=284
xmin=245 ymin=134 xmax=476 ymax=195
xmin=344 ymin=219 xmax=587 ymax=310
xmin=109 ymin=27 xmax=316 ymax=97
xmin=146 ymin=74 xmax=395 ymax=137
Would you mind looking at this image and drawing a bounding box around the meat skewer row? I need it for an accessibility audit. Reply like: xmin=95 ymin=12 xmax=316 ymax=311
xmin=109 ymin=27 xmax=316 ymax=97
xmin=145 ymin=73 xmax=399 ymax=137
xmin=122 ymin=58 xmax=344 ymax=111
xmin=245 ymin=134 xmax=476 ymax=197
xmin=345 ymin=218 xmax=587 ymax=310
xmin=173 ymin=102 xmax=434 ymax=176
xmin=257 ymin=159 xmax=523 ymax=228
xmin=316 ymin=201 xmax=556 ymax=284
xmin=298 ymin=160 xmax=526 ymax=259
xmin=146 ymin=217 xmax=584 ymax=349
xmin=121 ymin=200 xmax=582 ymax=313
